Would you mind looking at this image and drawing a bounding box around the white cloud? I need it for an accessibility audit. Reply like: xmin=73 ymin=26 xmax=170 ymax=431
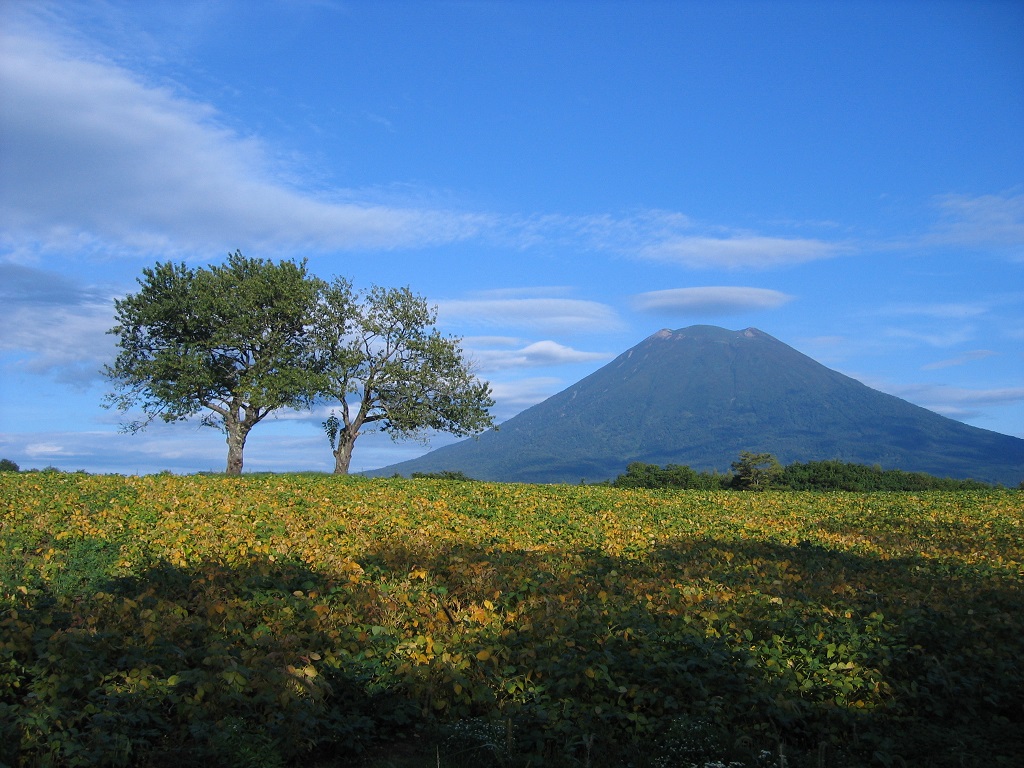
xmin=0 ymin=27 xmax=489 ymax=258
xmin=0 ymin=23 xmax=857 ymax=272
xmin=631 ymin=287 xmax=794 ymax=316
xmin=488 ymin=377 xmax=565 ymax=416
xmin=902 ymin=385 xmax=1024 ymax=408
xmin=637 ymin=235 xmax=843 ymax=269
xmin=882 ymin=326 xmax=976 ymax=348
xmin=921 ymin=350 xmax=997 ymax=370
xmin=505 ymin=211 xmax=846 ymax=270
xmin=2 ymin=305 xmax=116 ymax=386
xmin=0 ymin=265 xmax=120 ymax=385
xmin=928 ymin=193 xmax=1024 ymax=252
xmin=464 ymin=286 xmax=576 ymax=300
xmin=468 ymin=340 xmax=611 ymax=370
xmin=884 ymin=383 xmax=1024 ymax=426
xmin=25 ymin=441 xmax=74 ymax=458
xmin=880 ymin=301 xmax=990 ymax=319
xmin=437 ymin=298 xmax=623 ymax=334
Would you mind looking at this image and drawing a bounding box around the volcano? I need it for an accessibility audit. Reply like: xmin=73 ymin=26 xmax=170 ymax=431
xmin=369 ymin=326 xmax=1024 ymax=485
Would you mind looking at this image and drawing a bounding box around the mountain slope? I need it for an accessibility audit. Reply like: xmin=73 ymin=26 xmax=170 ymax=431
xmin=370 ymin=326 xmax=1024 ymax=485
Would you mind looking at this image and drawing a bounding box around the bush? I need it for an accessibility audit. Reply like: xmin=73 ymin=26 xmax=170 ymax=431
xmin=613 ymin=457 xmax=994 ymax=492
xmin=612 ymin=462 xmax=727 ymax=490
xmin=411 ymin=470 xmax=476 ymax=482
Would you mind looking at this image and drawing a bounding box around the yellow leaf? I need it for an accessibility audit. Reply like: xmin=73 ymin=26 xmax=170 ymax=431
xmin=476 ymin=649 xmax=491 ymax=661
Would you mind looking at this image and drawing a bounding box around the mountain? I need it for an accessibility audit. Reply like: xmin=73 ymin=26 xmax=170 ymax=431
xmin=369 ymin=326 xmax=1024 ymax=485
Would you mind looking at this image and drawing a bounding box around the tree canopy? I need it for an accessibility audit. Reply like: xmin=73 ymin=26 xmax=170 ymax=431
xmin=103 ymin=252 xmax=320 ymax=474
xmin=610 ymin=455 xmax=996 ymax=491
xmin=103 ymin=254 xmax=494 ymax=475
xmin=314 ymin=280 xmax=495 ymax=474
xmin=730 ymin=451 xmax=782 ymax=490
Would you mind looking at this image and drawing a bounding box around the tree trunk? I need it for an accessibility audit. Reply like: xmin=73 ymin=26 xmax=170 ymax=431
xmin=224 ymin=414 xmax=251 ymax=475
xmin=332 ymin=426 xmax=357 ymax=474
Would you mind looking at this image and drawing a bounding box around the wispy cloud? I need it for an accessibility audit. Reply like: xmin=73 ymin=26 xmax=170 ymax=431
xmin=927 ymin=192 xmax=1024 ymax=253
xmin=882 ymin=326 xmax=977 ymax=348
xmin=0 ymin=263 xmax=111 ymax=306
xmin=631 ymin=287 xmax=794 ymax=316
xmin=921 ymin=350 xmax=997 ymax=370
xmin=879 ymin=301 xmax=991 ymax=319
xmin=0 ymin=265 xmax=117 ymax=385
xmin=0 ymin=26 xmax=489 ymax=259
xmin=870 ymin=300 xmax=991 ymax=351
xmin=637 ymin=235 xmax=844 ymax=270
xmin=24 ymin=441 xmax=77 ymax=458
xmin=437 ymin=297 xmax=623 ymax=334
xmin=488 ymin=377 xmax=565 ymax=418
xmin=890 ymin=383 xmax=1024 ymax=427
xmin=0 ymin=21 xmax=856 ymax=272
xmin=506 ymin=211 xmax=847 ymax=270
xmin=3 ymin=305 xmax=117 ymax=386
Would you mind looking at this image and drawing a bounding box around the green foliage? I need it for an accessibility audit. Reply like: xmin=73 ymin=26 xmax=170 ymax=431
xmin=103 ymin=256 xmax=494 ymax=478
xmin=0 ymin=458 xmax=18 ymax=472
xmin=3 ymin=472 xmax=1023 ymax=766
xmin=411 ymin=471 xmax=477 ymax=482
xmin=614 ymin=456 xmax=997 ymax=492
xmin=780 ymin=460 xmax=994 ymax=491
xmin=311 ymin=282 xmax=495 ymax=474
xmin=103 ymin=252 xmax=321 ymax=474
xmin=612 ymin=462 xmax=728 ymax=490
xmin=730 ymin=451 xmax=782 ymax=490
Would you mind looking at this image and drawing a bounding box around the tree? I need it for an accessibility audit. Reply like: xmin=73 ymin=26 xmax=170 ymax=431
xmin=0 ymin=458 xmax=19 ymax=472
xmin=730 ymin=451 xmax=782 ymax=490
xmin=313 ymin=280 xmax=495 ymax=474
xmin=103 ymin=251 xmax=320 ymax=475
xmin=611 ymin=462 xmax=728 ymax=490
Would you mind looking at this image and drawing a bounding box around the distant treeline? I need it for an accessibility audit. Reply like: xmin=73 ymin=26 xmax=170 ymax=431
xmin=610 ymin=458 xmax=1000 ymax=492
xmin=5 ymin=457 xmax=1010 ymax=490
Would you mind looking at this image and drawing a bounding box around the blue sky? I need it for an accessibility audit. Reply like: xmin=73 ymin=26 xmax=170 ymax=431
xmin=1 ymin=0 xmax=1022 ymax=476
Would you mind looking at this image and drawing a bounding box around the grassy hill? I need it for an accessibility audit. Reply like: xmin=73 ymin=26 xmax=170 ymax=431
xmin=2 ymin=472 xmax=1022 ymax=766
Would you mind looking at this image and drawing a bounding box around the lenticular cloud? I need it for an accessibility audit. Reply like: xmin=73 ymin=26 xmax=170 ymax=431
xmin=632 ymin=287 xmax=793 ymax=316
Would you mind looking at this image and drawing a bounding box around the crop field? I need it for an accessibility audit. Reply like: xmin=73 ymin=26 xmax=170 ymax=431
xmin=1 ymin=473 xmax=1022 ymax=767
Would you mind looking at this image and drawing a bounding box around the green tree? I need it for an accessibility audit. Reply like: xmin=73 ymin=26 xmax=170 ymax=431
xmin=314 ymin=280 xmax=495 ymax=474
xmin=0 ymin=458 xmax=19 ymax=472
xmin=730 ymin=450 xmax=782 ymax=490
xmin=103 ymin=252 xmax=320 ymax=475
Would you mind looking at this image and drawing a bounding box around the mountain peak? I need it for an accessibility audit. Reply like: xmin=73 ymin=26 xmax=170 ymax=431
xmin=649 ymin=325 xmax=768 ymax=342
xmin=371 ymin=328 xmax=1024 ymax=485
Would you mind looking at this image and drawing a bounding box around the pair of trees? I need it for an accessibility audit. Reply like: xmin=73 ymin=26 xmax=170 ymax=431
xmin=103 ymin=252 xmax=494 ymax=475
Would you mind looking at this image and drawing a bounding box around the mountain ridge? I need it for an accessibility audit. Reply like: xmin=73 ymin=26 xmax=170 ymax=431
xmin=368 ymin=326 xmax=1024 ymax=485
